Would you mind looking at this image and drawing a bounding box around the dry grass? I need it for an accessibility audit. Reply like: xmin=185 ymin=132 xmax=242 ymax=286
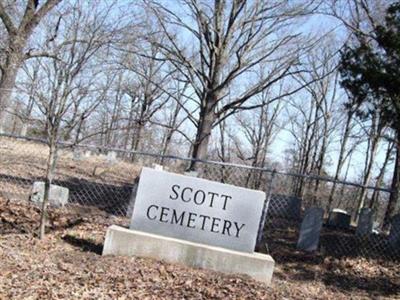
xmin=0 ymin=136 xmax=141 ymax=183
xmin=0 ymin=136 xmax=141 ymax=204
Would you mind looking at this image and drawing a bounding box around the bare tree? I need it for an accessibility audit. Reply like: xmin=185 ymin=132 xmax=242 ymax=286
xmin=145 ymin=0 xmax=320 ymax=169
xmin=19 ymin=1 xmax=118 ymax=238
xmin=296 ymin=46 xmax=340 ymax=203
xmin=325 ymin=0 xmax=399 ymax=226
xmin=355 ymin=111 xmax=385 ymax=216
xmin=157 ymin=80 xmax=192 ymax=161
xmin=99 ymin=72 xmax=126 ymax=147
xmin=327 ymin=102 xmax=359 ymax=210
xmin=104 ymin=30 xmax=175 ymax=157
xmin=230 ymin=86 xmax=283 ymax=188
xmin=214 ymin=118 xmax=232 ymax=163
xmin=370 ymin=140 xmax=394 ymax=210
xmin=0 ymin=0 xmax=62 ymax=132
xmin=286 ymin=42 xmax=340 ymax=202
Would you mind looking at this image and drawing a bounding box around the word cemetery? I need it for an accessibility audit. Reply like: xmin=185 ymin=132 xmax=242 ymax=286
xmin=146 ymin=204 xmax=246 ymax=238
xmin=103 ymin=167 xmax=275 ymax=284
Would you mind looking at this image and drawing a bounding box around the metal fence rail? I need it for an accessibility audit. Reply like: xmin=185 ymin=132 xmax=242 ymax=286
xmin=0 ymin=133 xmax=398 ymax=261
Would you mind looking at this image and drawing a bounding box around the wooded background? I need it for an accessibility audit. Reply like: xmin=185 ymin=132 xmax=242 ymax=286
xmin=0 ymin=0 xmax=399 ymax=234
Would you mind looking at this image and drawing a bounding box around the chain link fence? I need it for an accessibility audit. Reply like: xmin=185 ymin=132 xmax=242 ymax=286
xmin=0 ymin=133 xmax=399 ymax=262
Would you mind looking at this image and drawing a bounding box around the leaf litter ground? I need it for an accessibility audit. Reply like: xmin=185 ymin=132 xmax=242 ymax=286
xmin=0 ymin=198 xmax=399 ymax=300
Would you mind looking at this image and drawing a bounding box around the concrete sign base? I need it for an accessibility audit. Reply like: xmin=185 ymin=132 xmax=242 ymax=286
xmin=103 ymin=225 xmax=275 ymax=284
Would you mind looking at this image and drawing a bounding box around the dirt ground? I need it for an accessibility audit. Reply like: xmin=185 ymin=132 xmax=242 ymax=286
xmin=0 ymin=198 xmax=399 ymax=300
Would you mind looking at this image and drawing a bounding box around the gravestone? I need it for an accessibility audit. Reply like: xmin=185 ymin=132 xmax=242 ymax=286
xmin=84 ymin=150 xmax=92 ymax=158
xmin=328 ymin=208 xmax=351 ymax=229
xmin=103 ymin=167 xmax=275 ymax=284
xmin=297 ymin=207 xmax=324 ymax=252
xmin=20 ymin=123 xmax=28 ymax=137
xmin=388 ymin=214 xmax=400 ymax=247
xmin=73 ymin=149 xmax=82 ymax=161
xmin=31 ymin=181 xmax=69 ymax=207
xmin=269 ymin=194 xmax=302 ymax=220
xmin=356 ymin=208 xmax=373 ymax=236
xmin=184 ymin=171 xmax=198 ymax=177
xmin=152 ymin=163 xmax=164 ymax=171
xmin=372 ymin=221 xmax=381 ymax=234
xmin=106 ymin=151 xmax=117 ymax=163
xmin=130 ymin=168 xmax=265 ymax=253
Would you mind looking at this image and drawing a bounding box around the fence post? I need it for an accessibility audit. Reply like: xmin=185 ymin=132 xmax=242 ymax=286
xmin=256 ymin=169 xmax=277 ymax=248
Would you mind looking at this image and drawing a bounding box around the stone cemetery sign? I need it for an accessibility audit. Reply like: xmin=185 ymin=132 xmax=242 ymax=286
xmin=130 ymin=167 xmax=266 ymax=253
xmin=104 ymin=167 xmax=275 ymax=284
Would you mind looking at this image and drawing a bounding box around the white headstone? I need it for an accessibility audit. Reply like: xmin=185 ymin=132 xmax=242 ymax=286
xmin=31 ymin=181 xmax=69 ymax=207
xmin=152 ymin=163 xmax=164 ymax=171
xmin=184 ymin=171 xmax=198 ymax=177
xmin=107 ymin=151 xmax=117 ymax=163
xmin=130 ymin=167 xmax=266 ymax=253
xmin=73 ymin=150 xmax=82 ymax=161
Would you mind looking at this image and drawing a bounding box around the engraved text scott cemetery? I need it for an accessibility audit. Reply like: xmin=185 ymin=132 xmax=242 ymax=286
xmin=103 ymin=167 xmax=275 ymax=283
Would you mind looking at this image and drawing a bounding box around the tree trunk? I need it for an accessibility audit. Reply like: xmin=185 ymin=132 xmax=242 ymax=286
xmin=327 ymin=112 xmax=353 ymax=210
xmin=313 ymin=116 xmax=330 ymax=205
xmin=10 ymin=101 xmax=21 ymax=134
xmin=74 ymin=116 xmax=85 ymax=144
xmin=160 ymin=129 xmax=173 ymax=165
xmin=160 ymin=101 xmax=181 ymax=165
xmin=129 ymin=121 xmax=144 ymax=162
xmin=131 ymin=121 xmax=144 ymax=151
xmin=123 ymin=103 xmax=135 ymax=152
xmin=370 ymin=141 xmax=393 ymax=209
xmin=356 ymin=132 xmax=380 ymax=219
xmin=39 ymin=139 xmax=58 ymax=239
xmin=188 ymin=99 xmax=216 ymax=170
xmin=337 ymin=150 xmax=354 ymax=209
xmin=294 ymin=103 xmax=318 ymax=198
xmin=383 ymin=130 xmax=400 ymax=229
xmin=132 ymin=123 xmax=143 ymax=152
xmin=20 ymin=93 xmax=35 ymax=136
xmin=105 ymin=93 xmax=121 ymax=147
xmin=0 ymin=52 xmax=23 ymax=133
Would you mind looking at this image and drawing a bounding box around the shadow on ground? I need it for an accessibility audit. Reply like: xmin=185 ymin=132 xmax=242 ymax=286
xmin=62 ymin=234 xmax=103 ymax=255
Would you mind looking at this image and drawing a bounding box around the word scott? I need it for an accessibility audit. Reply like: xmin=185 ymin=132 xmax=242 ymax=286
xmin=169 ymin=184 xmax=232 ymax=210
